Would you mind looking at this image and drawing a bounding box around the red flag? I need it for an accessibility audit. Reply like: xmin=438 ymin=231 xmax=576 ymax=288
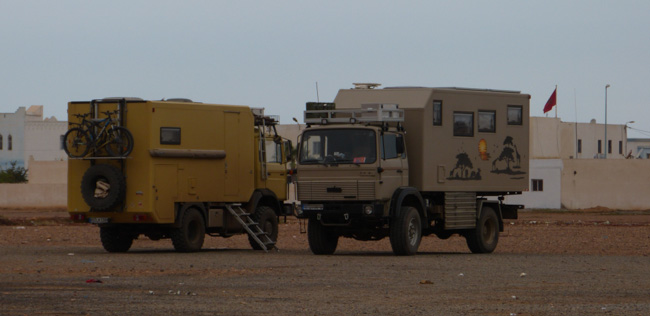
xmin=543 ymin=88 xmax=557 ymax=113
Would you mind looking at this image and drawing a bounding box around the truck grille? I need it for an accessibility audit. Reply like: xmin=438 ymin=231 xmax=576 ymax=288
xmin=297 ymin=181 xmax=375 ymax=201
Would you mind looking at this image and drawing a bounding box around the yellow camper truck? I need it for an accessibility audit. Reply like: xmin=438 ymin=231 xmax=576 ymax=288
xmin=295 ymin=84 xmax=529 ymax=255
xmin=67 ymin=98 xmax=291 ymax=252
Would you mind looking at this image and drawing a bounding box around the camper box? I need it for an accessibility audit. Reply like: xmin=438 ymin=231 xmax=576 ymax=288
xmin=333 ymin=86 xmax=530 ymax=193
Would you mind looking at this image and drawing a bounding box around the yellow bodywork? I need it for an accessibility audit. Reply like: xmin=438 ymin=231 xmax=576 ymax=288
xmin=67 ymin=99 xmax=287 ymax=225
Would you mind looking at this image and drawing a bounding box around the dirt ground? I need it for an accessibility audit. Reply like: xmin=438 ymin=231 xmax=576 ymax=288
xmin=1 ymin=208 xmax=649 ymax=315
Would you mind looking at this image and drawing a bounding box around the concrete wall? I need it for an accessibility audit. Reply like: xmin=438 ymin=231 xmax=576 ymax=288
xmin=505 ymin=159 xmax=563 ymax=209
xmin=0 ymin=183 xmax=66 ymax=207
xmin=27 ymin=160 xmax=67 ymax=184
xmin=561 ymin=159 xmax=650 ymax=210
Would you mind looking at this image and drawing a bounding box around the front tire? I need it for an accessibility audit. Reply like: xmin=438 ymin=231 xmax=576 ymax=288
xmin=248 ymin=206 xmax=279 ymax=250
xmin=307 ymin=219 xmax=339 ymax=255
xmin=390 ymin=206 xmax=422 ymax=256
xmin=100 ymin=227 xmax=135 ymax=253
xmin=465 ymin=206 xmax=499 ymax=253
xmin=171 ymin=208 xmax=206 ymax=252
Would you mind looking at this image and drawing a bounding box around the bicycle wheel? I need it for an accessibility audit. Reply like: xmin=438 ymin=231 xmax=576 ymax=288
xmin=63 ymin=128 xmax=91 ymax=158
xmin=105 ymin=126 xmax=134 ymax=157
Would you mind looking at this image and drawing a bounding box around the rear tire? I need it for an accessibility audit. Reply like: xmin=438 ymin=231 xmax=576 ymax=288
xmin=390 ymin=206 xmax=422 ymax=256
xmin=307 ymin=219 xmax=338 ymax=255
xmin=248 ymin=206 xmax=279 ymax=250
xmin=100 ymin=227 xmax=135 ymax=253
xmin=171 ymin=208 xmax=205 ymax=252
xmin=105 ymin=127 xmax=134 ymax=157
xmin=465 ymin=207 xmax=499 ymax=253
xmin=63 ymin=128 xmax=90 ymax=158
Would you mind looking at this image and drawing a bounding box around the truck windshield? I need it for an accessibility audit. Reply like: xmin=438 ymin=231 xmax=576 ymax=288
xmin=299 ymin=129 xmax=376 ymax=165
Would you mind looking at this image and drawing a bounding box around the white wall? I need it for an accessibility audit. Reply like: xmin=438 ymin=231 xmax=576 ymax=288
xmin=0 ymin=107 xmax=26 ymax=169
xmin=505 ymin=159 xmax=563 ymax=209
xmin=24 ymin=120 xmax=68 ymax=165
xmin=561 ymin=159 xmax=650 ymax=210
xmin=530 ymin=117 xmax=628 ymax=160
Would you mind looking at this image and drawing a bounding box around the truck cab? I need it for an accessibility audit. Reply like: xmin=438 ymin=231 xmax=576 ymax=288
xmin=295 ymin=105 xmax=424 ymax=255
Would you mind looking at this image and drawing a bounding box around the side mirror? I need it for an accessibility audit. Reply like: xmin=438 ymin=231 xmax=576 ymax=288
xmin=396 ymin=135 xmax=405 ymax=155
xmin=284 ymin=140 xmax=294 ymax=163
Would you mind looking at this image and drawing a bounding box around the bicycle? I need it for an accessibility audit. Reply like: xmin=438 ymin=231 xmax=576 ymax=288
xmin=63 ymin=110 xmax=134 ymax=158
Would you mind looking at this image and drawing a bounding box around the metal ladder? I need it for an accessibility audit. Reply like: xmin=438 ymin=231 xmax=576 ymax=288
xmin=225 ymin=204 xmax=277 ymax=252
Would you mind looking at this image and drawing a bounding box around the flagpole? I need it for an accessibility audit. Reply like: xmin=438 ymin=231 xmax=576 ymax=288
xmin=554 ymin=85 xmax=558 ymax=118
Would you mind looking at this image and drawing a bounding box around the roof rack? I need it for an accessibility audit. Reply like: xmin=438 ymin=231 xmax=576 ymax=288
xmin=304 ymin=104 xmax=404 ymax=125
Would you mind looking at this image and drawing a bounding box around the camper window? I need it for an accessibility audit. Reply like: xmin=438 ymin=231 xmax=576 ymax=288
xmin=507 ymin=106 xmax=522 ymax=125
xmin=478 ymin=110 xmax=496 ymax=133
xmin=433 ymin=100 xmax=442 ymax=126
xmin=160 ymin=127 xmax=181 ymax=145
xmin=453 ymin=112 xmax=474 ymax=137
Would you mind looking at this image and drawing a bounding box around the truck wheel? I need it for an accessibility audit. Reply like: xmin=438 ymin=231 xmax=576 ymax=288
xmin=171 ymin=208 xmax=205 ymax=252
xmin=248 ymin=206 xmax=278 ymax=250
xmin=308 ymin=218 xmax=338 ymax=255
xmin=465 ymin=206 xmax=499 ymax=253
xmin=390 ymin=206 xmax=422 ymax=256
xmin=80 ymin=164 xmax=126 ymax=211
xmin=100 ymin=227 xmax=135 ymax=253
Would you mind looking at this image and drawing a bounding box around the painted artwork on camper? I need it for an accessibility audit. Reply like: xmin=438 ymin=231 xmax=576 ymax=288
xmin=491 ymin=136 xmax=525 ymax=177
xmin=447 ymin=152 xmax=482 ymax=181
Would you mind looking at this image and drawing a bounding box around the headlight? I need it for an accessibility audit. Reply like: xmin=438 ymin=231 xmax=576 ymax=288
xmin=363 ymin=204 xmax=374 ymax=215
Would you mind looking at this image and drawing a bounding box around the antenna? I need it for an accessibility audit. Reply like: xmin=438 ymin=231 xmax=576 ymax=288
xmin=316 ymin=81 xmax=320 ymax=103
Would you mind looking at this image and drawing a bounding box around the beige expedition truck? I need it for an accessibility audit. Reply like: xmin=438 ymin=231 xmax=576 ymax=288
xmin=67 ymin=98 xmax=292 ymax=252
xmin=295 ymin=84 xmax=529 ymax=255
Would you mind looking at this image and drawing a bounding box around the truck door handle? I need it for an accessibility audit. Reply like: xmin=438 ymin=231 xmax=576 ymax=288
xmin=396 ymin=169 xmax=403 ymax=173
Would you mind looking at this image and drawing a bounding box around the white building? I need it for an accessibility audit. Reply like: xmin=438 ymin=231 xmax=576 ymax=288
xmin=0 ymin=106 xmax=67 ymax=170
xmin=627 ymin=138 xmax=650 ymax=159
xmin=507 ymin=116 xmax=633 ymax=209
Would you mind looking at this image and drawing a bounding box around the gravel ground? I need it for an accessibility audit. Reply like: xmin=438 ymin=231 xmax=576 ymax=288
xmin=0 ymin=209 xmax=649 ymax=315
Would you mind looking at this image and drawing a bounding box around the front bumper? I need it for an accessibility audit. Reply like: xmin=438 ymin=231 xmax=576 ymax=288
xmin=296 ymin=202 xmax=384 ymax=224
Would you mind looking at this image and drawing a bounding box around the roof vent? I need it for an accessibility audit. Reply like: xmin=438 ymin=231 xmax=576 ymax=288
xmin=166 ymin=98 xmax=194 ymax=103
xmin=101 ymin=97 xmax=144 ymax=101
xmin=353 ymin=83 xmax=381 ymax=89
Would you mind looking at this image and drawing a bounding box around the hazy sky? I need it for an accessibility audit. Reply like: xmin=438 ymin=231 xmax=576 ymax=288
xmin=2 ymin=1 xmax=649 ymax=137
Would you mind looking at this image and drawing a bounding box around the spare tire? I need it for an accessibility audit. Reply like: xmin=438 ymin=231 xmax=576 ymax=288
xmin=81 ymin=164 xmax=126 ymax=211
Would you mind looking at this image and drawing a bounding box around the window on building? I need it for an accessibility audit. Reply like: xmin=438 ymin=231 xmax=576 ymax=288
xmin=608 ymin=140 xmax=612 ymax=154
xmin=7 ymin=135 xmax=12 ymax=151
xmin=619 ymin=141 xmax=623 ymax=155
xmin=453 ymin=112 xmax=474 ymax=137
xmin=598 ymin=140 xmax=602 ymax=154
xmin=433 ymin=100 xmax=442 ymax=126
xmin=577 ymin=139 xmax=582 ymax=153
xmin=507 ymin=105 xmax=522 ymax=125
xmin=478 ymin=110 xmax=496 ymax=133
xmin=0 ymin=134 xmax=3 ymax=150
xmin=60 ymin=135 xmax=65 ymax=150
xmin=532 ymin=179 xmax=543 ymax=192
